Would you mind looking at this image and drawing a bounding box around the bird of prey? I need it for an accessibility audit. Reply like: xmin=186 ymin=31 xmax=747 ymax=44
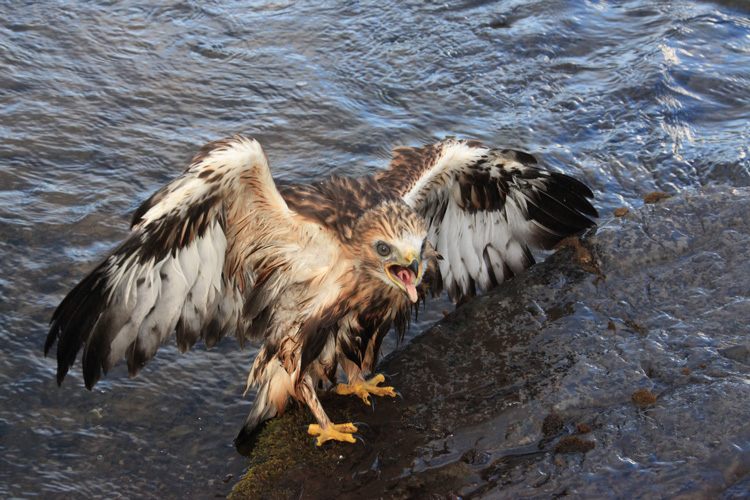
xmin=44 ymin=135 xmax=597 ymax=447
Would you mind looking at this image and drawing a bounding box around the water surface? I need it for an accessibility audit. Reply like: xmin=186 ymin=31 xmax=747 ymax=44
xmin=1 ymin=0 xmax=749 ymax=497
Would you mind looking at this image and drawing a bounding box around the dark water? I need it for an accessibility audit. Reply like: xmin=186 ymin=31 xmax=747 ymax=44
xmin=1 ymin=0 xmax=748 ymax=497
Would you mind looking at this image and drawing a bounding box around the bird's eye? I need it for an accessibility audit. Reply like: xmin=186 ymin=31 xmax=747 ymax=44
xmin=376 ymin=242 xmax=391 ymax=256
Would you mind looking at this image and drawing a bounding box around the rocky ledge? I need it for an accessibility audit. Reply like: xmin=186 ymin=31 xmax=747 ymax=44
xmin=231 ymin=187 xmax=750 ymax=499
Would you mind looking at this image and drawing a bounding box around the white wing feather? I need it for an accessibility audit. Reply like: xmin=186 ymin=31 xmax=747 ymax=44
xmin=46 ymin=136 xmax=296 ymax=388
xmin=377 ymin=138 xmax=598 ymax=301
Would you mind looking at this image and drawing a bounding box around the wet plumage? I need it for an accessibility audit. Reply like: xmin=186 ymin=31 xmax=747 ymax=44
xmin=44 ymin=135 xmax=597 ymax=448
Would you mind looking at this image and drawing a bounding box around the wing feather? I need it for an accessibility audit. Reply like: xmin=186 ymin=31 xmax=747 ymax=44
xmin=376 ymin=138 xmax=598 ymax=302
xmin=45 ymin=136 xmax=300 ymax=389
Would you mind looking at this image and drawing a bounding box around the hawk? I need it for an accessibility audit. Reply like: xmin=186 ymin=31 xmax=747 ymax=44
xmin=44 ymin=136 xmax=597 ymax=448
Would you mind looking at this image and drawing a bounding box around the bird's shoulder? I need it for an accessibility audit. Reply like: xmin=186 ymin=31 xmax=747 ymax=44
xmin=279 ymin=175 xmax=394 ymax=240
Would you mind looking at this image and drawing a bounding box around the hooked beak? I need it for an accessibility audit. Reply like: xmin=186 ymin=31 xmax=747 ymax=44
xmin=385 ymin=252 xmax=423 ymax=303
xmin=407 ymin=259 xmax=419 ymax=277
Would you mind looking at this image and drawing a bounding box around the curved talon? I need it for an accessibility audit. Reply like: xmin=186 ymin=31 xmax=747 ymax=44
xmin=353 ymin=421 xmax=370 ymax=430
xmin=307 ymin=422 xmax=359 ymax=446
xmin=334 ymin=373 xmax=398 ymax=407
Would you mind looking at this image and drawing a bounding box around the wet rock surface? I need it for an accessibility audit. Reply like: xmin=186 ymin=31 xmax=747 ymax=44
xmin=231 ymin=187 xmax=750 ymax=499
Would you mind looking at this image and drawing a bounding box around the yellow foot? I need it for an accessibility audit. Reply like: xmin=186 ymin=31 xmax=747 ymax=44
xmin=307 ymin=422 xmax=358 ymax=446
xmin=334 ymin=373 xmax=397 ymax=406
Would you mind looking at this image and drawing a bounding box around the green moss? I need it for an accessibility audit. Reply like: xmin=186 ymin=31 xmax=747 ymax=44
xmin=229 ymin=399 xmax=356 ymax=500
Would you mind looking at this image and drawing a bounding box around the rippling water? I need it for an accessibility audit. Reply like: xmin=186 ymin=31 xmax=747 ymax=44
xmin=1 ymin=0 xmax=749 ymax=497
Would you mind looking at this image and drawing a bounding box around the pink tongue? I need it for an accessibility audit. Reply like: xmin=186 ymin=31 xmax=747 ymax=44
xmin=405 ymin=283 xmax=418 ymax=303
xmin=397 ymin=269 xmax=418 ymax=303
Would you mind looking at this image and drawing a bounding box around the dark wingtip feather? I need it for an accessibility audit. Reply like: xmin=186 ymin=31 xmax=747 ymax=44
xmin=44 ymin=324 xmax=57 ymax=357
xmin=535 ymin=188 xmax=597 ymax=231
xmin=175 ymin=318 xmax=200 ymax=353
xmin=55 ymin=363 xmax=67 ymax=387
xmin=506 ymin=149 xmax=538 ymax=166
xmin=549 ymin=172 xmax=598 ymax=217
xmin=520 ymin=170 xmax=598 ymax=250
xmin=82 ymin=350 xmax=103 ymax=390
xmin=84 ymin=374 xmax=98 ymax=391
xmin=45 ymin=262 xmax=110 ymax=388
xmin=127 ymin=343 xmax=148 ymax=379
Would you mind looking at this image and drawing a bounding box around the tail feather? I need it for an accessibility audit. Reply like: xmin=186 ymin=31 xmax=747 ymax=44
xmin=234 ymin=358 xmax=293 ymax=454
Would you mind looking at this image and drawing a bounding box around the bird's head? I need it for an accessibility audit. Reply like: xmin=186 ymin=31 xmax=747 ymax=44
xmin=353 ymin=201 xmax=434 ymax=303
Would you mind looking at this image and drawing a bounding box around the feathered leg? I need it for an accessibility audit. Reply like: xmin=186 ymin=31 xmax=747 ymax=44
xmin=298 ymin=373 xmax=358 ymax=446
xmin=334 ymin=357 xmax=396 ymax=406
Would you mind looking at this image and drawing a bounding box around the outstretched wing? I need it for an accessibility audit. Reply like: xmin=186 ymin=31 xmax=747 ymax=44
xmin=45 ymin=136 xmax=302 ymax=389
xmin=375 ymin=138 xmax=598 ymax=302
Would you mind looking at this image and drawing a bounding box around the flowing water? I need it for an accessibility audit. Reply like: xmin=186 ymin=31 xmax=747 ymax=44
xmin=1 ymin=0 xmax=748 ymax=497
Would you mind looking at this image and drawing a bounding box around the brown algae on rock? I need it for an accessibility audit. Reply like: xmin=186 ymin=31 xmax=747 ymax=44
xmin=576 ymin=423 xmax=592 ymax=434
xmin=624 ymin=319 xmax=648 ymax=336
xmin=542 ymin=413 xmax=565 ymax=437
xmin=554 ymin=436 xmax=595 ymax=454
xmin=643 ymin=191 xmax=671 ymax=204
xmin=555 ymin=236 xmax=601 ymax=275
xmin=631 ymin=389 xmax=657 ymax=407
xmin=613 ymin=207 xmax=629 ymax=217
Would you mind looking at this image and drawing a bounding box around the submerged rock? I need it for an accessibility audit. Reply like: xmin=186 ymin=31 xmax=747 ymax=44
xmin=231 ymin=187 xmax=750 ymax=499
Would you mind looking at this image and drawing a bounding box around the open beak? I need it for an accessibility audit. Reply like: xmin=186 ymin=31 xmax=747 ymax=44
xmin=386 ymin=255 xmax=422 ymax=303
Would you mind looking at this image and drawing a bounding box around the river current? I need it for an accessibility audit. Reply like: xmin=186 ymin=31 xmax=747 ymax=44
xmin=1 ymin=1 xmax=748 ymax=497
